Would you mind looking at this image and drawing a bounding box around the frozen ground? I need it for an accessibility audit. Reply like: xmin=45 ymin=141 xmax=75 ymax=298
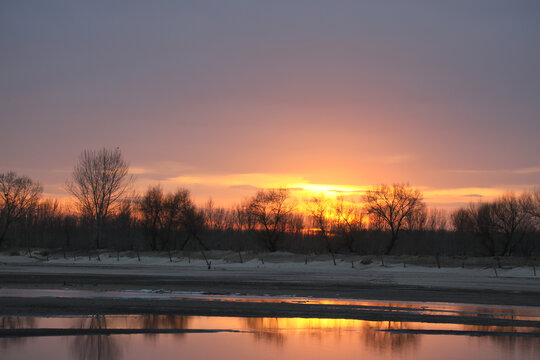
xmin=0 ymin=250 xmax=538 ymax=307
xmin=0 ymin=250 xmax=538 ymax=294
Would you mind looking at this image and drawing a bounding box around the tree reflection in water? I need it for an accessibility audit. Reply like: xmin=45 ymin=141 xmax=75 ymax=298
xmin=138 ymin=315 xmax=190 ymax=342
xmin=70 ymin=315 xmax=121 ymax=360
xmin=464 ymin=307 xmax=540 ymax=355
xmin=0 ymin=316 xmax=37 ymax=351
xmin=360 ymin=321 xmax=419 ymax=354
xmin=481 ymin=333 xmax=540 ymax=356
xmin=69 ymin=315 xmax=190 ymax=359
xmin=243 ymin=317 xmax=420 ymax=353
xmin=244 ymin=318 xmax=285 ymax=346
xmin=2 ymin=311 xmax=538 ymax=358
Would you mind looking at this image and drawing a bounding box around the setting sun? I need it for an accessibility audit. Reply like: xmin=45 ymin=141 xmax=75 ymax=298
xmin=1 ymin=3 xmax=539 ymax=360
xmin=291 ymin=183 xmax=367 ymax=198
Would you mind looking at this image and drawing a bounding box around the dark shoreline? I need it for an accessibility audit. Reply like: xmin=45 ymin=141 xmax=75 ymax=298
xmin=1 ymin=296 xmax=540 ymax=330
xmin=1 ymin=261 xmax=539 ymax=331
xmin=0 ymin=328 xmax=246 ymax=338
xmin=1 ymin=271 xmax=539 ymax=307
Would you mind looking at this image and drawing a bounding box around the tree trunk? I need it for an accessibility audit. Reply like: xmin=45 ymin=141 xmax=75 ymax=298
xmin=385 ymin=232 xmax=398 ymax=255
xmin=265 ymin=235 xmax=274 ymax=252
xmin=193 ymin=233 xmax=209 ymax=251
xmin=0 ymin=227 xmax=8 ymax=247
xmin=150 ymin=231 xmax=158 ymax=251
xmin=95 ymin=220 xmax=102 ymax=249
xmin=179 ymin=234 xmax=191 ymax=250
xmin=268 ymin=240 xmax=276 ymax=252
xmin=0 ymin=219 xmax=11 ymax=246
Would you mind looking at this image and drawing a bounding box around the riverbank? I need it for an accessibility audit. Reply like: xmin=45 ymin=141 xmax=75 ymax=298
xmin=0 ymin=250 xmax=539 ymax=308
xmin=1 ymin=294 xmax=540 ymax=330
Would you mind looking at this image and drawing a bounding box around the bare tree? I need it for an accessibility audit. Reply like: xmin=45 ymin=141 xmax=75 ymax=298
xmin=425 ymin=208 xmax=448 ymax=232
xmin=246 ymin=188 xmax=295 ymax=252
xmin=161 ymin=190 xmax=186 ymax=251
xmin=203 ymin=198 xmax=227 ymax=232
xmin=175 ymin=189 xmax=212 ymax=267
xmin=334 ymin=196 xmax=364 ymax=252
xmin=66 ymin=148 xmax=133 ymax=249
xmin=28 ymin=199 xmax=61 ymax=251
xmin=454 ymin=194 xmax=534 ymax=256
xmin=162 ymin=188 xmax=206 ymax=250
xmin=288 ymin=213 xmax=305 ymax=243
xmin=463 ymin=202 xmax=498 ymax=256
xmin=363 ymin=183 xmax=424 ymax=255
xmin=139 ymin=185 xmax=164 ymax=251
xmin=522 ymin=189 xmax=540 ymax=221
xmin=233 ymin=202 xmax=256 ymax=232
xmin=306 ymin=195 xmax=336 ymax=265
xmin=112 ymin=198 xmax=136 ymax=254
xmin=404 ymin=202 xmax=427 ymax=232
xmin=451 ymin=207 xmax=474 ymax=232
xmin=491 ymin=192 xmax=532 ymax=256
xmin=0 ymin=172 xmax=43 ymax=246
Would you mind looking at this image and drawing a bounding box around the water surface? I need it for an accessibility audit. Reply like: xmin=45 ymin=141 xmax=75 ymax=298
xmin=1 ymin=289 xmax=539 ymax=359
xmin=1 ymin=313 xmax=539 ymax=360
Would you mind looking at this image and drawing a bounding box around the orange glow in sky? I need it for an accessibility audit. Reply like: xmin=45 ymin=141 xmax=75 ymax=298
xmin=1 ymin=2 xmax=538 ymax=211
xmin=126 ymin=171 xmax=512 ymax=210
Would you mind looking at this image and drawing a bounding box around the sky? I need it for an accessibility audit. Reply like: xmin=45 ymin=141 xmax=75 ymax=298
xmin=1 ymin=1 xmax=539 ymax=209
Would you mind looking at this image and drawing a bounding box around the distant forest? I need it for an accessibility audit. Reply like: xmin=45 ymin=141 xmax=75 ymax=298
xmin=1 ymin=148 xmax=539 ymax=258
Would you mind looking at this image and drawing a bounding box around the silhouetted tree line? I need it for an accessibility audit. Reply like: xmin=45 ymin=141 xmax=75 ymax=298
xmin=451 ymin=192 xmax=540 ymax=256
xmin=1 ymin=148 xmax=539 ymax=257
